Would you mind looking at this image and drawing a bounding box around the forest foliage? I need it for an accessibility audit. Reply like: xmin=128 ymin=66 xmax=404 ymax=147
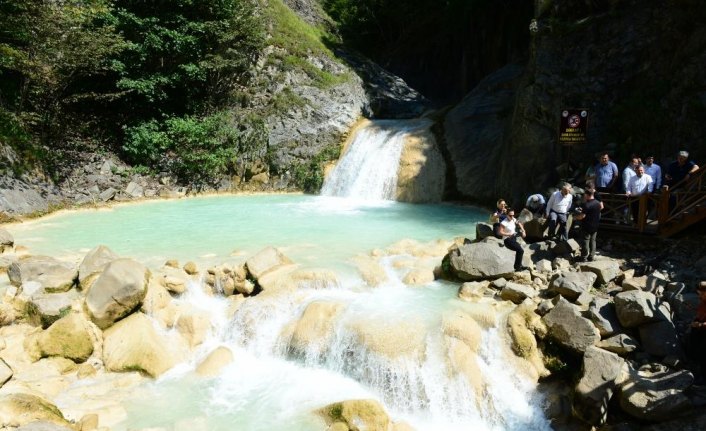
xmin=0 ymin=0 xmax=266 ymax=183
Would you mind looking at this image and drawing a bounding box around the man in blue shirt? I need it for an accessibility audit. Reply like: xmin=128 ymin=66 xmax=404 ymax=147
xmin=643 ymin=155 xmax=662 ymax=190
xmin=593 ymin=152 xmax=618 ymax=192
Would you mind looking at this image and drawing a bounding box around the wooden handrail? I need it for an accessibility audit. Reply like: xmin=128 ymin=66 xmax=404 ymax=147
xmin=658 ymin=165 xmax=705 ymax=226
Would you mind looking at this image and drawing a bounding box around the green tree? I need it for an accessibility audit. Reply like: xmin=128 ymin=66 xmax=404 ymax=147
xmin=0 ymin=0 xmax=125 ymax=164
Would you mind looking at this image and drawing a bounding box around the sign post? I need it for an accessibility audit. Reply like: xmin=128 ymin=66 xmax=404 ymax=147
xmin=558 ymin=109 xmax=589 ymax=182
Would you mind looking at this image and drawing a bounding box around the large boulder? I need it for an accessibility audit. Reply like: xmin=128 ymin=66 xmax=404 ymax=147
xmin=348 ymin=319 xmax=426 ymax=361
xmin=442 ymin=310 xmax=483 ymax=353
xmin=0 ymin=393 xmax=70 ymax=428
xmin=8 ymin=256 xmax=77 ymax=293
xmin=85 ymin=258 xmax=150 ymax=329
xmin=24 ymin=313 xmax=94 ymax=363
xmin=500 ymin=282 xmax=537 ymax=304
xmin=316 ymin=399 xmax=391 ymax=431
xmin=573 ymin=346 xmax=626 ymax=426
xmin=614 ymin=291 xmax=657 ymax=328
xmin=195 ymin=346 xmax=234 ymax=377
xmin=446 ymin=240 xmax=521 ymax=281
xmin=286 ymin=301 xmax=345 ymax=356
xmin=638 ymin=318 xmax=681 ymax=358
xmin=579 ymin=261 xmax=621 ymax=285
xmin=475 ymin=222 xmax=494 ymax=241
xmin=245 ymin=247 xmax=294 ymax=281
xmin=102 ymin=312 xmax=178 ymax=377
xmin=618 ymin=365 xmax=693 ymax=422
xmin=78 ymin=245 xmax=119 ymax=289
xmin=542 ymin=297 xmax=600 ymax=353
xmin=587 ymin=297 xmax=622 ymax=337
xmin=25 ymin=289 xmax=80 ymax=329
xmin=549 ymin=271 xmax=597 ymax=301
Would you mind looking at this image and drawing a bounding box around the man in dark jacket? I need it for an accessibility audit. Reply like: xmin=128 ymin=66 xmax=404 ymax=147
xmin=574 ymin=188 xmax=603 ymax=262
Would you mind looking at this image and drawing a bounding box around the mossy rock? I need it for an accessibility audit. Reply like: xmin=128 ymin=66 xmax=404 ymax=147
xmin=0 ymin=393 xmax=70 ymax=427
xmin=316 ymin=399 xmax=390 ymax=431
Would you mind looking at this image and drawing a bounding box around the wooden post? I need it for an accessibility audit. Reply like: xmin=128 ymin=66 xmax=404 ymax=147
xmin=658 ymin=187 xmax=670 ymax=228
xmin=638 ymin=195 xmax=647 ymax=232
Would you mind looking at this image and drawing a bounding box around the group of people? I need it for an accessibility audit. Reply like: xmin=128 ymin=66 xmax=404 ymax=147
xmin=488 ymin=150 xmax=700 ymax=270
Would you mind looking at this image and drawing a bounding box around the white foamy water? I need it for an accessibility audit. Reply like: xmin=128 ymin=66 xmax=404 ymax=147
xmin=115 ymin=259 xmax=550 ymax=431
xmin=321 ymin=119 xmax=433 ymax=200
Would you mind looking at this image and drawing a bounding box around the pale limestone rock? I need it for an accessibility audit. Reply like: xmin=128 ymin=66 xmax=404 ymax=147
xmin=316 ymin=399 xmax=391 ymax=431
xmin=500 ymin=282 xmax=537 ymax=304
xmin=402 ymin=268 xmax=434 ymax=286
xmin=8 ymin=256 xmax=77 ymax=293
xmin=245 ymin=247 xmax=293 ymax=280
xmin=102 ymin=312 xmax=178 ymax=377
xmin=385 ymin=239 xmax=453 ymax=258
xmin=506 ymin=300 xmax=549 ymax=378
xmin=195 ymin=347 xmax=234 ymax=377
xmin=86 ymin=258 xmax=149 ymax=329
xmin=183 ymin=261 xmax=198 ymax=275
xmin=0 ymin=229 xmax=13 ymax=254
xmin=141 ymin=278 xmax=172 ymax=316
xmin=349 ymin=319 xmax=426 ymax=361
xmin=175 ymin=309 xmax=212 ymax=348
xmin=442 ymin=310 xmax=483 ymax=352
xmin=286 ymin=301 xmax=345 ymax=355
xmin=25 ymin=289 xmax=80 ymax=328
xmin=0 ymin=393 xmax=70 ymax=428
xmin=352 ymin=255 xmax=388 ymax=287
xmin=458 ymin=281 xmax=490 ymax=301
xmin=446 ymin=337 xmax=484 ymax=399
xmin=25 ymin=313 xmax=94 ymax=363
xmin=78 ymin=245 xmax=119 ymax=290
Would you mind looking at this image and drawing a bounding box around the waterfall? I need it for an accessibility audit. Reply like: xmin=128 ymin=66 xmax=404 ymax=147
xmin=321 ymin=119 xmax=435 ymax=201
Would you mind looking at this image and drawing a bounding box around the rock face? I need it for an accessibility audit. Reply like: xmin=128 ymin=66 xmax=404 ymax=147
xmin=85 ymin=258 xmax=150 ymax=329
xmin=395 ymin=120 xmax=446 ymax=203
xmin=0 ymin=228 xmax=13 ymax=253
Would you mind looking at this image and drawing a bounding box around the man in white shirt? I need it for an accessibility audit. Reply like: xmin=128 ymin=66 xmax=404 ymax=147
xmin=643 ymin=155 xmax=662 ymax=189
xmin=626 ymin=165 xmax=654 ymax=224
xmin=621 ymin=157 xmax=640 ymax=192
xmin=545 ymin=183 xmax=574 ymax=241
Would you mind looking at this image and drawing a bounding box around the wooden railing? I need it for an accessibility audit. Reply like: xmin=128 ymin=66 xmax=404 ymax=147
xmin=658 ymin=166 xmax=705 ymax=226
xmin=598 ymin=165 xmax=705 ymax=237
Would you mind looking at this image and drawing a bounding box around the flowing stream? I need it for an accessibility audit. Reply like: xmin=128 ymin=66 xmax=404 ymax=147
xmin=4 ymin=121 xmax=551 ymax=430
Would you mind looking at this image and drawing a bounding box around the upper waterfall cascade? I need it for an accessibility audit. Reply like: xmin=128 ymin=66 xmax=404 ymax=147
xmin=321 ymin=119 xmax=434 ymax=200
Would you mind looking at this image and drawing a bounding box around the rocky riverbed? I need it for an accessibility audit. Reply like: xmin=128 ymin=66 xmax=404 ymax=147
xmin=1 ymin=219 xmax=706 ymax=430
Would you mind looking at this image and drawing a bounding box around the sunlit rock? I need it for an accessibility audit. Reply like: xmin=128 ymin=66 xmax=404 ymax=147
xmin=507 ymin=300 xmax=548 ymax=379
xmin=285 ymin=300 xmax=345 ymax=356
xmin=316 ymin=399 xmax=391 ymax=431
xmin=0 ymin=358 xmax=12 ymax=387
xmin=141 ymin=277 xmax=173 ymax=316
xmin=395 ymin=123 xmax=445 ymax=203
xmin=549 ymin=271 xmax=597 ymax=301
xmin=579 ymin=260 xmax=621 ymax=285
xmin=24 ymin=313 xmax=94 ymax=363
xmin=351 ymin=255 xmax=388 ymax=287
xmin=442 ymin=310 xmax=482 ymax=352
xmin=0 ymin=393 xmax=70 ymax=428
xmin=542 ymin=297 xmax=599 ymax=353
xmin=385 ymin=239 xmax=453 ymax=258
xmin=446 ymin=240 xmax=518 ymax=281
xmin=78 ymin=245 xmax=119 ymax=290
xmin=195 ymin=346 xmax=234 ymax=377
xmin=618 ymin=364 xmax=693 ymax=422
xmin=613 ymin=290 xmax=657 ymax=328
xmin=102 ymin=312 xmax=180 ymax=377
xmin=175 ymin=308 xmax=212 ymax=348
xmin=402 ymin=268 xmax=434 ymax=286
xmin=349 ymin=319 xmax=426 ymax=361
xmin=183 ymin=261 xmax=198 ymax=275
xmin=245 ymin=247 xmax=293 ymax=280
xmin=446 ymin=337 xmax=484 ymax=399
xmin=85 ymin=258 xmax=149 ymax=329
xmin=458 ymin=281 xmax=491 ymax=301
xmin=8 ymin=256 xmax=77 ymax=293
xmin=24 ymin=288 xmax=79 ymax=329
